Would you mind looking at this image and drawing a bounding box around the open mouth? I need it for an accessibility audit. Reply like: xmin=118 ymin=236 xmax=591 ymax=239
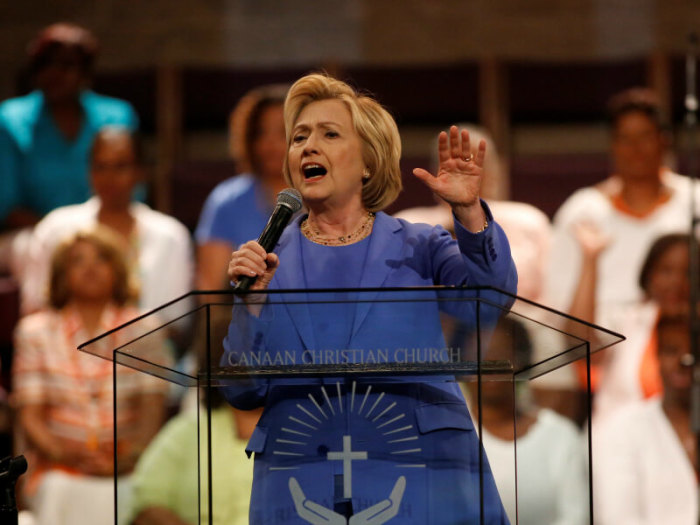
xmin=302 ymin=163 xmax=327 ymax=180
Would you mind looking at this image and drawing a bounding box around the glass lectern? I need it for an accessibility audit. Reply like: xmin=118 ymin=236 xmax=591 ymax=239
xmin=79 ymin=286 xmax=624 ymax=525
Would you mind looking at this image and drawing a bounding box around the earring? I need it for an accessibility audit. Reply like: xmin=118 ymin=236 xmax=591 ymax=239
xmin=363 ymin=168 xmax=371 ymax=179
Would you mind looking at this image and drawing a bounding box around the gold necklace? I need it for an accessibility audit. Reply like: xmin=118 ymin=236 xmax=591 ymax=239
xmin=301 ymin=212 xmax=376 ymax=246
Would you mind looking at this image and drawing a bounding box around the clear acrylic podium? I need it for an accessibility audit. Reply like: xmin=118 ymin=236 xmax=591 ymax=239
xmin=79 ymin=286 xmax=624 ymax=525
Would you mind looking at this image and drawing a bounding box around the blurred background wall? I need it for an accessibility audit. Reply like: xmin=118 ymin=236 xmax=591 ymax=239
xmin=1 ymin=0 xmax=699 ymax=226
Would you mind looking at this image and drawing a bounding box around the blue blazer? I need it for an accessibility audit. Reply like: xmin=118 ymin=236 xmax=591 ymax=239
xmin=223 ymin=206 xmax=516 ymax=525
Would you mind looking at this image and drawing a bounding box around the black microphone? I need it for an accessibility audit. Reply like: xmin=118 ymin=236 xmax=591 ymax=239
xmin=0 ymin=455 xmax=27 ymax=525
xmin=234 ymin=188 xmax=303 ymax=292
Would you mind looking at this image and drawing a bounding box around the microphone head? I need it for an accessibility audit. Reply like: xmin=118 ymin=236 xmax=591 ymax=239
xmin=277 ymin=188 xmax=303 ymax=213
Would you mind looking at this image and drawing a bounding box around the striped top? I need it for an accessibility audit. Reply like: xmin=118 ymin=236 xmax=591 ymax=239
xmin=12 ymin=304 xmax=169 ymax=487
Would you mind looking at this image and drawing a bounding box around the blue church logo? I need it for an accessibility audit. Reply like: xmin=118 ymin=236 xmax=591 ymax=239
xmin=269 ymin=381 xmax=420 ymax=523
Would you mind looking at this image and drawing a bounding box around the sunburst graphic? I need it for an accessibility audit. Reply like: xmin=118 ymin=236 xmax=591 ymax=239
xmin=268 ymin=381 xmax=416 ymax=524
xmin=269 ymin=380 xmax=425 ymax=474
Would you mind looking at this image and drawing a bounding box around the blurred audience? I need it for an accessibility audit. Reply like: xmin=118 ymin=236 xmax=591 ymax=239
xmin=546 ymin=87 xmax=700 ymax=405
xmin=12 ymin=227 xmax=169 ymax=525
xmin=195 ymin=84 xmax=288 ymax=291
xmin=20 ymin=126 xmax=193 ymax=315
xmin=463 ymin=318 xmax=588 ymax=524
xmin=395 ymin=124 xmax=550 ymax=303
xmin=0 ymin=23 xmax=138 ymax=275
xmin=594 ymin=233 xmax=690 ymax=422
xmin=129 ymin=390 xmax=259 ymax=525
xmin=546 ymin=87 xmax=698 ymax=330
xmin=2 ymin=37 xmax=695 ymax=523
xmin=592 ymin=315 xmax=697 ymax=524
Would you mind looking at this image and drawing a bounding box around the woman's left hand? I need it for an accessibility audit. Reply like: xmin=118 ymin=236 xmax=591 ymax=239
xmin=413 ymin=126 xmax=487 ymax=231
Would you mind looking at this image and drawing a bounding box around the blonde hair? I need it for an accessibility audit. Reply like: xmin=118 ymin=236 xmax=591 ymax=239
xmin=282 ymin=73 xmax=402 ymax=212
xmin=48 ymin=226 xmax=138 ymax=309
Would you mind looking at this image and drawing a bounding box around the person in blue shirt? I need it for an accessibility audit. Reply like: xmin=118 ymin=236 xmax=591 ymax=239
xmin=0 ymin=23 xmax=138 ymax=231
xmin=224 ymin=73 xmax=517 ymax=524
xmin=195 ymin=84 xmax=289 ymax=290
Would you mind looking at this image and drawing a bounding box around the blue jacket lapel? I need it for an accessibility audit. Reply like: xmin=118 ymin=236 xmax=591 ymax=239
xmin=272 ymin=213 xmax=405 ymax=350
xmin=350 ymin=212 xmax=405 ymax=339
xmin=272 ymin=216 xmax=317 ymax=351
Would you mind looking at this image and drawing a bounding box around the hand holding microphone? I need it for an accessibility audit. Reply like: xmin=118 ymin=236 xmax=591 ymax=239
xmin=230 ymin=188 xmax=303 ymax=293
xmin=229 ymin=241 xmax=280 ymax=294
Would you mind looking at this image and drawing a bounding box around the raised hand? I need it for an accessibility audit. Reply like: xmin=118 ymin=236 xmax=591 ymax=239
xmin=412 ymin=126 xmax=487 ymax=231
xmin=572 ymin=221 xmax=610 ymax=261
xmin=413 ymin=126 xmax=486 ymax=207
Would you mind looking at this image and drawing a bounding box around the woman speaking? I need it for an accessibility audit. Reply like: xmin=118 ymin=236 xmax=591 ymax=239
xmin=224 ymin=73 xmax=517 ymax=525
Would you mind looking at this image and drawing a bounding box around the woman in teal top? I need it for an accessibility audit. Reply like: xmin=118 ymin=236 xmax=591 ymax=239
xmin=0 ymin=23 xmax=138 ymax=229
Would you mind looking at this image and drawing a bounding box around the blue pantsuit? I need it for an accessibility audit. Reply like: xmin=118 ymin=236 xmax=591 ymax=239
xmin=223 ymin=206 xmax=517 ymax=524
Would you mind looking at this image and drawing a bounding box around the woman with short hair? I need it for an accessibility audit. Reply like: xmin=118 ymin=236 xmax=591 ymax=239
xmin=224 ymin=73 xmax=517 ymax=524
xmin=13 ymin=226 xmax=169 ymax=525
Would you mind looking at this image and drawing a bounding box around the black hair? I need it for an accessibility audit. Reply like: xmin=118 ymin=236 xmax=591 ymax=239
xmin=638 ymin=233 xmax=690 ymax=293
xmin=607 ymin=87 xmax=668 ymax=133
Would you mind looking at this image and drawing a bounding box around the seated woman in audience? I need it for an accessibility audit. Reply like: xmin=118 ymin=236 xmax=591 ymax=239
xmin=585 ymin=233 xmax=690 ymax=422
xmin=593 ymin=314 xmax=697 ymax=524
xmin=12 ymin=227 xmax=169 ymax=525
xmin=129 ymin=390 xmax=260 ymax=525
xmin=20 ymin=126 xmax=193 ymax=315
xmin=195 ymin=84 xmax=289 ymax=290
xmin=463 ymin=317 xmax=588 ymax=525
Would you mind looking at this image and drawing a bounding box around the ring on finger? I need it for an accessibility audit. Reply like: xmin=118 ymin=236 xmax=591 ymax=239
xmin=463 ymin=154 xmax=473 ymax=162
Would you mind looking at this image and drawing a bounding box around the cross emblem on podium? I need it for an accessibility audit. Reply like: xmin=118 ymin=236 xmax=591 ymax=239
xmin=282 ymin=383 xmax=412 ymax=524
xmin=327 ymin=435 xmax=368 ymax=498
